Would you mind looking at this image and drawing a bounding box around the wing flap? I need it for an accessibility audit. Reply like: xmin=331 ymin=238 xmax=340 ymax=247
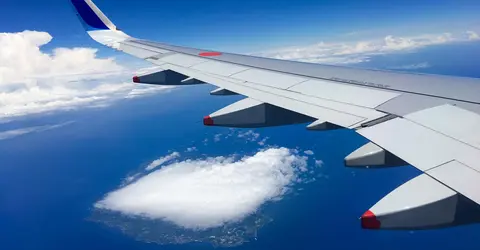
xmin=405 ymin=104 xmax=480 ymax=149
xmin=358 ymin=114 xmax=480 ymax=172
xmin=240 ymin=81 xmax=387 ymax=126
xmin=288 ymin=79 xmax=399 ymax=108
xmin=428 ymin=161 xmax=480 ymax=205
xmin=358 ymin=105 xmax=480 ymax=207
xmin=146 ymin=59 xmax=390 ymax=128
xmin=163 ymin=63 xmax=370 ymax=127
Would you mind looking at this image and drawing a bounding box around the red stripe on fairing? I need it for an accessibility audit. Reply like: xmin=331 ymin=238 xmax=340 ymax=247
xmin=203 ymin=116 xmax=214 ymax=126
xmin=199 ymin=52 xmax=222 ymax=57
xmin=361 ymin=210 xmax=381 ymax=229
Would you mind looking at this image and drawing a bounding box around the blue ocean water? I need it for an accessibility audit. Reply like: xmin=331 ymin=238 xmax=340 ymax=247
xmin=1 ymin=42 xmax=480 ymax=250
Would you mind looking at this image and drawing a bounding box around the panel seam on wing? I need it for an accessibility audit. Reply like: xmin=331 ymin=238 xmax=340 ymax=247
xmin=128 ymin=40 xmax=480 ymax=105
xmin=405 ymin=116 xmax=480 ymax=151
xmin=165 ymin=64 xmax=370 ymax=125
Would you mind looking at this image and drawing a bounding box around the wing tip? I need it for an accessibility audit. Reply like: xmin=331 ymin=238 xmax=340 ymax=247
xmin=71 ymin=0 xmax=116 ymax=31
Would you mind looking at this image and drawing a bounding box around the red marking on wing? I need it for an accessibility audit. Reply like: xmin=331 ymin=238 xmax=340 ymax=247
xmin=199 ymin=52 xmax=222 ymax=57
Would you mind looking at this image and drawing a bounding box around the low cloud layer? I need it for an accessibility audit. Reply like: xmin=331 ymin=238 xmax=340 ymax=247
xmin=95 ymin=148 xmax=310 ymax=230
xmin=0 ymin=31 xmax=168 ymax=120
xmin=0 ymin=122 xmax=73 ymax=140
xmin=256 ymin=31 xmax=480 ymax=65
xmin=388 ymin=62 xmax=431 ymax=70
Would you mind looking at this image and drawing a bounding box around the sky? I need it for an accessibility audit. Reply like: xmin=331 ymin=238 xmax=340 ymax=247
xmin=2 ymin=0 xmax=480 ymax=249
xmin=1 ymin=0 xmax=480 ymax=52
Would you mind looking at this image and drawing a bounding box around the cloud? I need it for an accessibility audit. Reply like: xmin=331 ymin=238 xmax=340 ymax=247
xmin=0 ymin=121 xmax=73 ymax=140
xmin=257 ymin=137 xmax=269 ymax=146
xmin=185 ymin=147 xmax=198 ymax=152
xmin=213 ymin=134 xmax=222 ymax=142
xmin=0 ymin=30 xmax=169 ymax=120
xmin=388 ymin=62 xmax=431 ymax=70
xmin=315 ymin=160 xmax=324 ymax=167
xmin=145 ymin=152 xmax=181 ymax=171
xmin=123 ymin=173 xmax=141 ymax=185
xmin=466 ymin=31 xmax=480 ymax=41
xmin=303 ymin=150 xmax=314 ymax=156
xmin=95 ymin=148 xmax=310 ymax=230
xmin=206 ymin=129 xmax=269 ymax=147
xmin=237 ymin=130 xmax=260 ymax=142
xmin=256 ymin=31 xmax=473 ymax=65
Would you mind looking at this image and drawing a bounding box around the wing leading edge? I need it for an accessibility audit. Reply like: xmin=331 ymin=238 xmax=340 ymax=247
xmin=71 ymin=0 xmax=480 ymax=230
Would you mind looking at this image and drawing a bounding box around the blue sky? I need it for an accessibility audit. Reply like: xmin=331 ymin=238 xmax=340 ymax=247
xmin=2 ymin=0 xmax=480 ymax=52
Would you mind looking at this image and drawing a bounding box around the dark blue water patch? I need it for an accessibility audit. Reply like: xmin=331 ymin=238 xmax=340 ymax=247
xmin=90 ymin=209 xmax=272 ymax=248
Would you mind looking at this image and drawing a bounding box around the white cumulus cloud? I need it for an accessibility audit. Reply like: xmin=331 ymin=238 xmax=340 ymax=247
xmin=0 ymin=30 xmax=168 ymax=120
xmin=145 ymin=152 xmax=181 ymax=171
xmin=95 ymin=148 xmax=309 ymax=230
xmin=303 ymin=150 xmax=314 ymax=155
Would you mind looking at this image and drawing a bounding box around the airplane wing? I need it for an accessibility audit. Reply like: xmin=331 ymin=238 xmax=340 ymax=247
xmin=71 ymin=0 xmax=480 ymax=230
